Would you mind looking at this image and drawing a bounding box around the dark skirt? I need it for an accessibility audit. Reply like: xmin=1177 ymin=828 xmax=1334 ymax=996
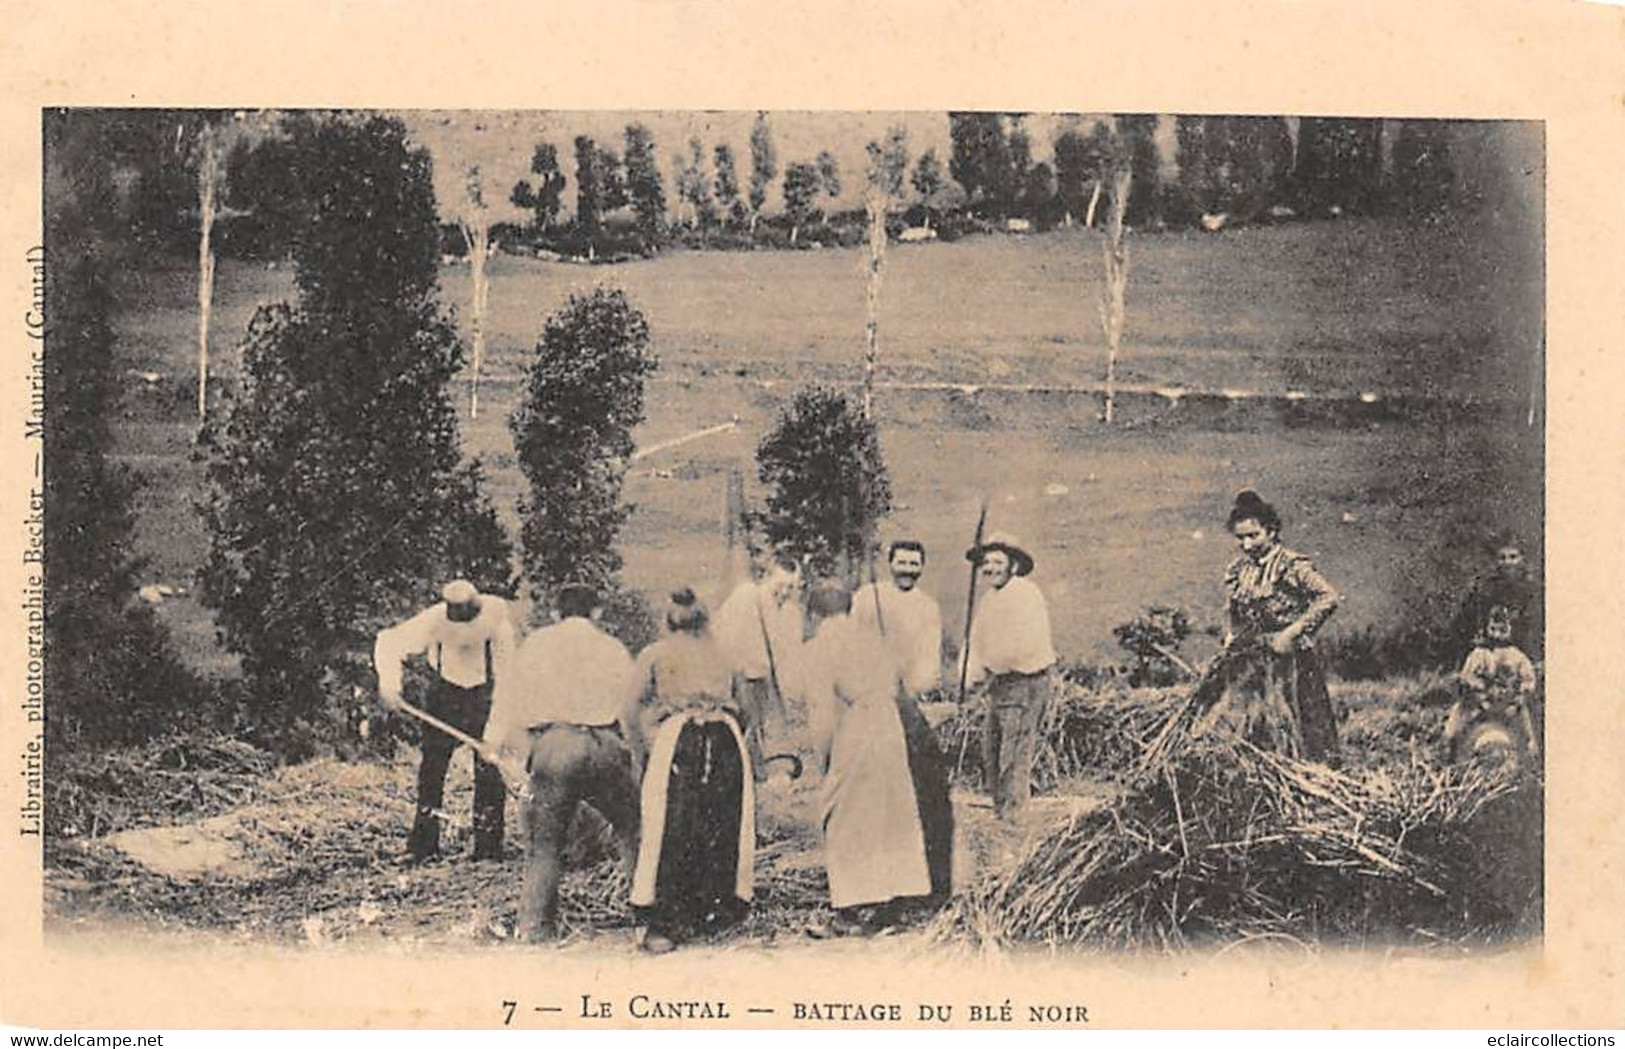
xmin=1223 ymin=648 xmax=1340 ymax=764
xmin=894 ymin=696 xmax=955 ymax=900
xmin=648 ymin=719 xmax=747 ymax=933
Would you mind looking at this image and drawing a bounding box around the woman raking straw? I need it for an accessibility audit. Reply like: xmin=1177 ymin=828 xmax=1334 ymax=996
xmin=1202 ymin=490 xmax=1343 ymax=764
xmin=623 ymin=588 xmax=757 ymax=954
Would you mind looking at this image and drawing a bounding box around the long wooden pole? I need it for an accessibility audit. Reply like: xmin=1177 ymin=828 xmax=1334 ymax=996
xmin=954 ymin=497 xmax=990 ymax=778
xmin=956 ymin=498 xmax=990 ymax=704
xmin=862 ymin=188 xmax=887 ymax=419
xmin=393 ymin=698 xmax=530 ymax=798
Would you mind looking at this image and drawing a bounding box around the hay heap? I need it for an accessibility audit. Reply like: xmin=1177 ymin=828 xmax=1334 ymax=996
xmin=937 ymin=682 xmax=1182 ymax=790
xmin=934 ymin=682 xmax=1542 ymax=950
xmin=48 ymin=733 xmax=276 ymax=840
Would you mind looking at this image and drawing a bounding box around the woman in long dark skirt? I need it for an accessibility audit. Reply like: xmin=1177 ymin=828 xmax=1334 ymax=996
xmin=625 ymin=588 xmax=756 ymax=953
xmin=1208 ymin=490 xmax=1343 ymax=764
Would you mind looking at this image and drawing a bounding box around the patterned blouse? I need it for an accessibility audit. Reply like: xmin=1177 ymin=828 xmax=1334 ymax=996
xmin=1224 ymin=544 xmax=1340 ymax=649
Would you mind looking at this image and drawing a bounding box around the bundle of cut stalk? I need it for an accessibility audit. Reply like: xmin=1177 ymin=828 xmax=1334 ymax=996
xmin=932 ymin=734 xmax=1534 ymax=950
xmin=49 ymin=733 xmax=277 ymax=839
xmin=935 ymin=682 xmax=1186 ymax=788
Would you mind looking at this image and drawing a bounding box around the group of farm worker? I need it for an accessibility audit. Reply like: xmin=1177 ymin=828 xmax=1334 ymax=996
xmin=374 ymin=525 xmax=1057 ymax=950
xmin=371 ymin=487 xmax=1538 ymax=949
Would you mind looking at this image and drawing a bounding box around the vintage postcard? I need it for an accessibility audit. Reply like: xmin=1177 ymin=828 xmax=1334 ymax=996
xmin=0 ymin=0 xmax=1621 ymax=1032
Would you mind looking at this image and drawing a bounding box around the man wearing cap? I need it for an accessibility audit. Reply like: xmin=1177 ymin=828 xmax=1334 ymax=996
xmin=961 ymin=533 xmax=1057 ymax=818
xmin=483 ymin=584 xmax=641 ymax=942
xmin=375 ymin=579 xmax=517 ymax=861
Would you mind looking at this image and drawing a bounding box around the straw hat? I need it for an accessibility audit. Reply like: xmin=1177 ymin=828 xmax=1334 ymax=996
xmin=965 ymin=531 xmax=1035 ymax=576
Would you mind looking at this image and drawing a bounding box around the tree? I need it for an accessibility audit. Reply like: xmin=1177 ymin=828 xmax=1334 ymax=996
xmin=510 ymin=141 xmax=567 ymax=234
xmin=623 ymin=122 xmax=667 ymax=243
xmin=816 ymin=149 xmax=842 ymax=199
xmin=199 ymin=114 xmax=512 ymax=751
xmin=861 ymin=125 xmax=910 ymax=417
xmin=1393 ymin=120 xmax=1454 ymax=215
xmin=748 ymin=111 xmax=777 ymax=233
xmin=1294 ymin=117 xmax=1381 ymax=215
xmin=456 ymin=164 xmax=493 ymax=419
xmin=224 ymin=130 xmax=303 ymax=259
xmin=1176 ymin=115 xmax=1292 ymax=221
xmin=782 ymin=161 xmax=823 ymax=245
xmin=510 ymin=288 xmax=658 ymax=600
xmin=1117 ymin=114 xmax=1164 ymax=226
xmin=713 ymin=142 xmax=745 ymax=227
xmin=1053 ymin=126 xmax=1102 ymax=227
xmin=949 ymin=111 xmax=1015 ymax=217
xmin=1022 ymin=161 xmax=1059 ymax=228
xmin=597 ymin=145 xmax=628 ymax=215
xmin=42 ymin=111 xmax=200 ymax=749
xmin=910 ymin=147 xmax=946 ymax=227
xmin=574 ymin=134 xmax=603 ymax=237
xmin=755 ymin=387 xmax=892 ymax=579
xmin=1007 ymin=117 xmax=1033 ymax=217
xmin=674 ymin=137 xmax=713 ymax=230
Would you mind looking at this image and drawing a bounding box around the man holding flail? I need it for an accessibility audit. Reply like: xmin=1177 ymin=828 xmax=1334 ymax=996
xmin=375 ymin=579 xmax=517 ymax=861
xmin=961 ymin=532 xmax=1057 ymax=819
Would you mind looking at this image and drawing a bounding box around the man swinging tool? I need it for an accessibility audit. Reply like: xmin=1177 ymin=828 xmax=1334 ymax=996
xmin=374 ymin=579 xmax=517 ymax=862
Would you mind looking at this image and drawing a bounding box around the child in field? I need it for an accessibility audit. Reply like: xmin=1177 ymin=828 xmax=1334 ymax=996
xmin=1444 ymin=606 xmax=1539 ymax=760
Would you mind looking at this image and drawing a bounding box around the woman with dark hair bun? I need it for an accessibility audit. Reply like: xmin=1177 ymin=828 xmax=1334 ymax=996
xmin=622 ymin=586 xmax=756 ymax=953
xmin=1211 ymin=490 xmax=1343 ymax=763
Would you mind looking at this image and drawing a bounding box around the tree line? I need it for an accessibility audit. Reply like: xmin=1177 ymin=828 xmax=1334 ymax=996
xmin=104 ymin=112 xmax=1469 ymax=266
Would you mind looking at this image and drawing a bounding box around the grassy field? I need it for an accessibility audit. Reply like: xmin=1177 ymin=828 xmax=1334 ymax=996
xmin=108 ymin=217 xmax=1542 ymax=670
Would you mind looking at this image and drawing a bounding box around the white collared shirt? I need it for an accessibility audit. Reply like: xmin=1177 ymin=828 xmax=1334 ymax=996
xmin=852 ymin=580 xmax=944 ymax=695
xmin=374 ymin=596 xmax=517 ymax=700
xmin=964 ymin=575 xmax=1057 ymax=684
xmin=485 ymin=617 xmax=635 ymax=751
xmin=712 ymin=578 xmax=805 ymax=700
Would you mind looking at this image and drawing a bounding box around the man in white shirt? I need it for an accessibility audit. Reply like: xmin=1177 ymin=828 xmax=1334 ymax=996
xmin=853 ymin=540 xmax=944 ymax=696
xmin=483 ymin=583 xmax=640 ymax=942
xmin=375 ymin=579 xmax=517 ymax=861
xmin=848 ymin=541 xmax=956 ymax=901
xmin=962 ymin=532 xmax=1057 ymax=818
xmin=711 ymin=551 xmax=805 ymax=766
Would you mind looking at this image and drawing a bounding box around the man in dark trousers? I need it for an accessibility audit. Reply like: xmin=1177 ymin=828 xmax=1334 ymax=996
xmin=375 ymin=579 xmax=517 ymax=861
xmin=961 ymin=532 xmax=1057 ymax=819
xmin=484 ymin=583 xmax=641 ymax=942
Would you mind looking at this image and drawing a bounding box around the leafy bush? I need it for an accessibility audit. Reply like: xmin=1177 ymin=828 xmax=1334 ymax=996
xmin=198 ymin=114 xmax=512 ymax=754
xmin=1112 ymin=605 xmax=1193 ymax=686
xmin=1322 ymin=622 xmax=1453 ymax=681
xmin=42 ymin=111 xmax=206 ymax=751
xmin=754 ymin=386 xmax=891 ymax=578
xmin=510 ymin=287 xmax=658 ymax=602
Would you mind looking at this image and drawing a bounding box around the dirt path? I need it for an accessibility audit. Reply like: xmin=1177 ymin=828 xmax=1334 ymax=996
xmin=46 ymin=753 xmax=1115 ymax=955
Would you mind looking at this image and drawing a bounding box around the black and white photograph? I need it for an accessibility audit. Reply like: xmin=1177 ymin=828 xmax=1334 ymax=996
xmin=34 ymin=107 xmax=1547 ymax=954
xmin=3 ymin=1 xmax=1624 ymax=1033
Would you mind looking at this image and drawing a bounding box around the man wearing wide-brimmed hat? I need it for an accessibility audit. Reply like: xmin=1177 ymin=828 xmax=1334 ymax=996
xmin=375 ymin=579 xmax=517 ymax=861
xmin=961 ymin=532 xmax=1057 ymax=818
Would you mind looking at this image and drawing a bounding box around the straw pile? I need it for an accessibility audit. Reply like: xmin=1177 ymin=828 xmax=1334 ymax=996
xmin=48 ymin=733 xmax=277 ymax=839
xmin=933 ymin=690 xmax=1541 ymax=950
xmin=937 ymin=682 xmax=1184 ymax=790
